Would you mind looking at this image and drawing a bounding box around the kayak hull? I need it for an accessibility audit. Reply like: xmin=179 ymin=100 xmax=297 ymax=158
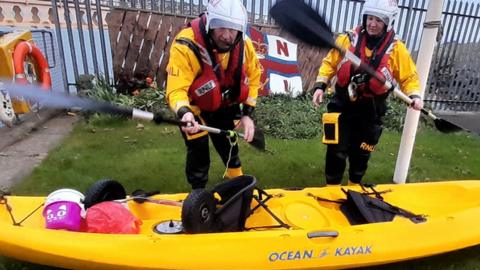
xmin=1 ymin=180 xmax=480 ymax=269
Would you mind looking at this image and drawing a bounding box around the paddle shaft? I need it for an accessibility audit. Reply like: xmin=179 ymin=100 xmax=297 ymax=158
xmin=3 ymin=83 xmax=249 ymax=138
xmin=132 ymin=109 xmax=242 ymax=139
xmin=115 ymin=196 xmax=182 ymax=207
xmin=341 ymin=51 xmax=439 ymax=120
xmin=332 ymin=45 xmax=419 ymax=109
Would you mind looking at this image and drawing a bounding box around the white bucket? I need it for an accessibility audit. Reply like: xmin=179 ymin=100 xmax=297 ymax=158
xmin=45 ymin=188 xmax=85 ymax=207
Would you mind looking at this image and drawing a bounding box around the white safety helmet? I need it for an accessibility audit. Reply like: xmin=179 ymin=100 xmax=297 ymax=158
xmin=361 ymin=0 xmax=398 ymax=31
xmin=205 ymin=0 xmax=248 ymax=38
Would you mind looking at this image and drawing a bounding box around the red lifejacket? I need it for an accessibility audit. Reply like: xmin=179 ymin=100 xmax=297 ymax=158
xmin=182 ymin=15 xmax=249 ymax=112
xmin=336 ymin=27 xmax=396 ymax=97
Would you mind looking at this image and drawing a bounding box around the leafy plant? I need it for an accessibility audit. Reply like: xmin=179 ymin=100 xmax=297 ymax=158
xmin=255 ymin=93 xmax=325 ymax=139
xmin=82 ymin=76 xmax=173 ymax=124
xmin=255 ymin=93 xmax=433 ymax=139
xmin=83 ymin=76 xmax=433 ymax=139
xmin=384 ymin=97 xmax=433 ymax=132
xmin=383 ymin=97 xmax=408 ymax=132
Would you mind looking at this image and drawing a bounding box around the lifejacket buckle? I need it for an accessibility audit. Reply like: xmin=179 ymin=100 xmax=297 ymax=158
xmin=348 ymin=82 xmax=358 ymax=102
xmin=222 ymin=88 xmax=231 ymax=101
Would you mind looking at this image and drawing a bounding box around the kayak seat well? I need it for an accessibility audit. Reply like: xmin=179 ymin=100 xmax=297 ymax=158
xmin=212 ymin=175 xmax=257 ymax=232
xmin=182 ymin=175 xmax=257 ymax=233
xmin=182 ymin=175 xmax=293 ymax=233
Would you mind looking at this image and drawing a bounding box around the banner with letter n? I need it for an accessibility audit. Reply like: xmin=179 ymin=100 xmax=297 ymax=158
xmin=247 ymin=26 xmax=303 ymax=97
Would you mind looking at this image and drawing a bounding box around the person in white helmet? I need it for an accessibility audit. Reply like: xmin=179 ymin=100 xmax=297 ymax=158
xmin=311 ymin=0 xmax=423 ymax=186
xmin=166 ymin=0 xmax=262 ymax=190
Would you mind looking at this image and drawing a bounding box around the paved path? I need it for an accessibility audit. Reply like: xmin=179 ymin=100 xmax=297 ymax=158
xmin=0 ymin=109 xmax=78 ymax=189
xmin=437 ymin=111 xmax=480 ymax=135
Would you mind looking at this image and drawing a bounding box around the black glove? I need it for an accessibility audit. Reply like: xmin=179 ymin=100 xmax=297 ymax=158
xmin=311 ymin=82 xmax=327 ymax=93
xmin=176 ymin=106 xmax=193 ymax=118
xmin=242 ymin=104 xmax=255 ymax=118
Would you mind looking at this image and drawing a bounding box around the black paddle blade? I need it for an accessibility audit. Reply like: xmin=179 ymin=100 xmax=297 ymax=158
xmin=433 ymin=118 xmax=464 ymax=133
xmin=250 ymin=128 xmax=266 ymax=151
xmin=270 ymin=0 xmax=336 ymax=49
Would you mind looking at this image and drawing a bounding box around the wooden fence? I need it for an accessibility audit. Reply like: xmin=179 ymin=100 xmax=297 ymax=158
xmin=106 ymin=8 xmax=326 ymax=92
xmin=6 ymin=0 xmax=478 ymax=111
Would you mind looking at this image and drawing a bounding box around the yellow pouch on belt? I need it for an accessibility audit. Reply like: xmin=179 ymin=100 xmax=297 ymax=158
xmin=322 ymin=112 xmax=340 ymax=144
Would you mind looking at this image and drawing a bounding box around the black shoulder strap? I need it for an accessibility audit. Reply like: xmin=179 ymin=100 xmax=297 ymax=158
xmin=354 ymin=30 xmax=363 ymax=57
xmin=198 ymin=17 xmax=221 ymax=79
xmin=234 ymin=38 xmax=245 ymax=90
xmin=175 ymin=37 xmax=203 ymax=65
xmin=370 ymin=31 xmax=395 ymax=70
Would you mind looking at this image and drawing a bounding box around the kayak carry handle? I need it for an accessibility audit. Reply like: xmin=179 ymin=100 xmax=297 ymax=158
xmin=307 ymin=231 xmax=339 ymax=238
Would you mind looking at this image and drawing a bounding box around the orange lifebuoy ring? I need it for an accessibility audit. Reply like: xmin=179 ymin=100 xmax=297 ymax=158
xmin=13 ymin=41 xmax=52 ymax=90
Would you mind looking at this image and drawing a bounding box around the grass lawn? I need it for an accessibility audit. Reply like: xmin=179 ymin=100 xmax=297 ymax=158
xmin=3 ymin=117 xmax=480 ymax=269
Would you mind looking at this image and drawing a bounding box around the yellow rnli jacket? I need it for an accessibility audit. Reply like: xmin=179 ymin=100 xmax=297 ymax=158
xmin=316 ymin=30 xmax=420 ymax=96
xmin=166 ymin=28 xmax=262 ymax=114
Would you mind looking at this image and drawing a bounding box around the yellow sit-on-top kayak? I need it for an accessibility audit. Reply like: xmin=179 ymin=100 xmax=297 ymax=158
xmin=1 ymin=176 xmax=480 ymax=270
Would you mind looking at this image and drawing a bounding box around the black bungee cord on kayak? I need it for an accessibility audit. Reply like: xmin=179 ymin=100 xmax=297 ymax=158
xmin=0 ymin=191 xmax=44 ymax=226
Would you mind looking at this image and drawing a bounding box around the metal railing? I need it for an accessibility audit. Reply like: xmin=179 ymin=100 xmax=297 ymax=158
xmin=1 ymin=0 xmax=479 ymax=110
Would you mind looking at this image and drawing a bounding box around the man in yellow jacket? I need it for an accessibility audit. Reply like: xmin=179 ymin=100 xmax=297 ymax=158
xmin=311 ymin=0 xmax=423 ymax=186
xmin=166 ymin=0 xmax=262 ymax=189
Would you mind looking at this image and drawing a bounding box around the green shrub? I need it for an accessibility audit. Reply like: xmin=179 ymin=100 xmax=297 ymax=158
xmin=384 ymin=96 xmax=408 ymax=132
xmin=82 ymin=76 xmax=117 ymax=102
xmin=82 ymin=76 xmax=431 ymax=138
xmin=255 ymin=94 xmax=325 ymax=139
xmin=384 ymin=96 xmax=433 ymax=132
xmin=255 ymin=94 xmax=432 ymax=139
xmin=82 ymin=76 xmax=173 ymax=124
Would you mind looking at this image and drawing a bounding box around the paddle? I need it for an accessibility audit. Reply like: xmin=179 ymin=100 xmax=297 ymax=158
xmin=114 ymin=189 xmax=183 ymax=207
xmin=138 ymin=110 xmax=266 ymax=151
xmin=270 ymin=0 xmax=464 ymax=134
xmin=5 ymin=83 xmax=266 ymax=151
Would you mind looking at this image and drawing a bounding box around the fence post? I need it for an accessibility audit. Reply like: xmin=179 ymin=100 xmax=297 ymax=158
xmin=393 ymin=0 xmax=445 ymax=184
xmin=50 ymin=0 xmax=70 ymax=93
